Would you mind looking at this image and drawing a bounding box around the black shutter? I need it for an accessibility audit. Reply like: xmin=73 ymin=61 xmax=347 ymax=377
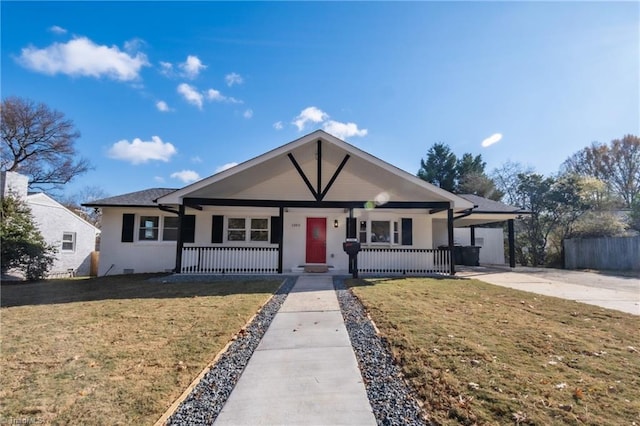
xmin=346 ymin=217 xmax=357 ymax=239
xmin=401 ymin=218 xmax=413 ymax=246
xmin=121 ymin=213 xmax=135 ymax=242
xmin=270 ymin=216 xmax=282 ymax=244
xmin=181 ymin=215 xmax=196 ymax=243
xmin=211 ymin=215 xmax=224 ymax=243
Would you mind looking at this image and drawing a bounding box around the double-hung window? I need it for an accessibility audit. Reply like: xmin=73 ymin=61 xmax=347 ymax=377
xmin=162 ymin=216 xmax=180 ymax=241
xmin=139 ymin=216 xmax=159 ymax=241
xmin=62 ymin=232 xmax=76 ymax=251
xmin=227 ymin=217 xmax=269 ymax=242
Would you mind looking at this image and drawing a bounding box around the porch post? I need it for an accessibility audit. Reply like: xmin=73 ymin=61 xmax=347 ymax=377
xmin=278 ymin=206 xmax=284 ymax=273
xmin=448 ymin=208 xmax=455 ymax=275
xmin=508 ymin=219 xmax=515 ymax=268
xmin=470 ymin=225 xmax=476 ymax=246
xmin=174 ymin=204 xmax=185 ymax=273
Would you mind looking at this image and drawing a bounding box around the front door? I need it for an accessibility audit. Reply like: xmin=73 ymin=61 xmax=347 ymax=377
xmin=306 ymin=217 xmax=326 ymax=263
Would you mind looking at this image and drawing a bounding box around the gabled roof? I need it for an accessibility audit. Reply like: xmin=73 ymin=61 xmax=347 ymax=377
xmin=156 ymin=130 xmax=474 ymax=210
xmin=83 ymin=188 xmax=177 ymax=208
xmin=27 ymin=192 xmax=101 ymax=232
xmin=458 ymin=194 xmax=525 ymax=214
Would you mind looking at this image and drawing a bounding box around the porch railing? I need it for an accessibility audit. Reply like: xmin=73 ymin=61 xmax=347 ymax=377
xmin=358 ymin=247 xmax=451 ymax=275
xmin=181 ymin=246 xmax=279 ymax=274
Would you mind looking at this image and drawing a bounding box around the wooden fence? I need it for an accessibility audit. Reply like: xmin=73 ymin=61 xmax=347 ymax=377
xmin=564 ymin=236 xmax=640 ymax=271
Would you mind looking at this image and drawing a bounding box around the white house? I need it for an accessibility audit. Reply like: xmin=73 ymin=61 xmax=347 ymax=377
xmin=85 ymin=131 xmax=525 ymax=276
xmin=1 ymin=171 xmax=100 ymax=277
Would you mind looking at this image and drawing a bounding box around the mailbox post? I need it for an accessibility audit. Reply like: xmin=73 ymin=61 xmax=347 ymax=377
xmin=342 ymin=238 xmax=361 ymax=279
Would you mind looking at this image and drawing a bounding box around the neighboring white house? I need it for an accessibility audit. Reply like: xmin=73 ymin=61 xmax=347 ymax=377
xmin=85 ymin=130 xmax=525 ymax=276
xmin=1 ymin=171 xmax=100 ymax=277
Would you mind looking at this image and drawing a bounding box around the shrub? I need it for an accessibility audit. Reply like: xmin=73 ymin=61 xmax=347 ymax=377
xmin=1 ymin=195 xmax=56 ymax=280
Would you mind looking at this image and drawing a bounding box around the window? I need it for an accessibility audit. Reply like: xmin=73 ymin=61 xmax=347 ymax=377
xmin=139 ymin=216 xmax=159 ymax=241
xmin=360 ymin=220 xmax=400 ymax=244
xmin=393 ymin=221 xmax=399 ymax=244
xmin=227 ymin=217 xmax=269 ymax=242
xmin=163 ymin=216 xmax=179 ymax=241
xmin=251 ymin=218 xmax=269 ymax=241
xmin=62 ymin=232 xmax=76 ymax=251
xmin=359 ymin=221 xmax=367 ymax=243
xmin=228 ymin=218 xmax=246 ymax=241
xmin=371 ymin=221 xmax=391 ymax=242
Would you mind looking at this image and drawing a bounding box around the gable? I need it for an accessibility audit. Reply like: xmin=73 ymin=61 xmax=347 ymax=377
xmin=27 ymin=193 xmax=100 ymax=233
xmin=158 ymin=130 xmax=473 ymax=209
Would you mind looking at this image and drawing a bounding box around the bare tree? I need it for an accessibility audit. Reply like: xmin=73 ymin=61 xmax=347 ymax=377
xmin=562 ymin=135 xmax=640 ymax=208
xmin=59 ymin=185 xmax=109 ymax=228
xmin=491 ymin=161 xmax=534 ymax=207
xmin=1 ymin=96 xmax=91 ymax=192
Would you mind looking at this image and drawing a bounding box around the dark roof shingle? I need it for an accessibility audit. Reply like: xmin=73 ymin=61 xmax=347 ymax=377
xmin=458 ymin=194 xmax=524 ymax=213
xmin=82 ymin=188 xmax=177 ymax=207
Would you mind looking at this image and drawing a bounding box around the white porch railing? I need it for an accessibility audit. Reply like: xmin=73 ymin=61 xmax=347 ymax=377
xmin=181 ymin=246 xmax=279 ymax=274
xmin=358 ymin=247 xmax=451 ymax=275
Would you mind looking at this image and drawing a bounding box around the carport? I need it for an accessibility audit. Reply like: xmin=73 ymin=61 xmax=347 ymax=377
xmin=453 ymin=194 xmax=529 ymax=268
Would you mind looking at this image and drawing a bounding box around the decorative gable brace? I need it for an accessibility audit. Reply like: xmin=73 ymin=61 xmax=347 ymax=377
xmin=287 ymin=139 xmax=350 ymax=202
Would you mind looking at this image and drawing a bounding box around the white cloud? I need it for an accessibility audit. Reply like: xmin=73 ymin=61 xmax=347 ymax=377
xmin=49 ymin=25 xmax=67 ymax=35
xmin=154 ymin=176 xmax=165 ymax=183
xmin=179 ymin=55 xmax=206 ymax=79
xmin=206 ymin=88 xmax=242 ymax=104
xmin=191 ymin=156 xmax=203 ymax=163
xmin=216 ymin=162 xmax=238 ymax=173
xmin=225 ymin=72 xmax=243 ymax=86
xmin=206 ymin=88 xmax=225 ymax=102
xmin=243 ymin=109 xmax=253 ymax=119
xmin=481 ymin=133 xmax=503 ymax=148
xmin=171 ymin=170 xmax=200 ymax=183
xmin=107 ymin=136 xmax=177 ymax=164
xmin=292 ymin=106 xmax=329 ymax=131
xmin=177 ymin=83 xmax=204 ymax=109
xmin=159 ymin=61 xmax=173 ymax=77
xmin=17 ymin=36 xmax=149 ymax=81
xmin=156 ymin=100 xmax=170 ymax=112
xmin=322 ymin=120 xmax=368 ymax=140
xmin=178 ymin=84 xmax=243 ymax=109
xmin=123 ymin=38 xmax=146 ymax=54
xmin=273 ymin=121 xmax=283 ymax=130
xmin=291 ymin=106 xmax=367 ymax=140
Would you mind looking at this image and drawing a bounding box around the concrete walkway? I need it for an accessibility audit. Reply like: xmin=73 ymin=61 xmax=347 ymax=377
xmin=458 ymin=267 xmax=640 ymax=315
xmin=214 ymin=275 xmax=376 ymax=425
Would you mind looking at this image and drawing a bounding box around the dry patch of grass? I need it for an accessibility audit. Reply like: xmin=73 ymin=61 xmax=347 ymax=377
xmin=0 ymin=274 xmax=282 ymax=425
xmin=348 ymin=277 xmax=640 ymax=425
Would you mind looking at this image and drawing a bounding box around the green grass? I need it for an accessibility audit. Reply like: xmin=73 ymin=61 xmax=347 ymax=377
xmin=1 ymin=274 xmax=282 ymax=425
xmin=348 ymin=277 xmax=640 ymax=425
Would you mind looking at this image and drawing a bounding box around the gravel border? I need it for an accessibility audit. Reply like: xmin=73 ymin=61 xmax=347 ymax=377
xmin=334 ymin=276 xmax=428 ymax=426
xmin=165 ymin=276 xmax=296 ymax=425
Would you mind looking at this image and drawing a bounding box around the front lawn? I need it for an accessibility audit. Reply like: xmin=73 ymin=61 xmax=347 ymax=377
xmin=347 ymin=277 xmax=640 ymax=425
xmin=0 ymin=274 xmax=282 ymax=425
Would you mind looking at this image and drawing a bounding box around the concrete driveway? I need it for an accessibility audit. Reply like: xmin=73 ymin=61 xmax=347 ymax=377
xmin=457 ymin=266 xmax=640 ymax=315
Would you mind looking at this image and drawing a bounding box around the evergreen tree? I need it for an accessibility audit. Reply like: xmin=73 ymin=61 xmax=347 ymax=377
xmin=1 ymin=194 xmax=56 ymax=280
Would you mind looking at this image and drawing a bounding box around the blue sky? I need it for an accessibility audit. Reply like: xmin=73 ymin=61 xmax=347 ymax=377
xmin=2 ymin=1 xmax=638 ymax=199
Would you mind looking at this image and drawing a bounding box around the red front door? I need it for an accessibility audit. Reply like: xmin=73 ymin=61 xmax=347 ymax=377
xmin=306 ymin=218 xmax=326 ymax=263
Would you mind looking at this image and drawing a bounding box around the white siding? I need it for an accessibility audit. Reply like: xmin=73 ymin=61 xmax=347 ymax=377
xmin=454 ymin=228 xmax=506 ymax=265
xmin=100 ymin=206 xmax=437 ymax=275
xmin=27 ymin=193 xmax=99 ymax=276
xmin=99 ymin=208 xmax=177 ymax=275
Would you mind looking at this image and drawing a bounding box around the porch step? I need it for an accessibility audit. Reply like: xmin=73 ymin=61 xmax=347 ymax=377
xmin=303 ymin=264 xmax=330 ymax=273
